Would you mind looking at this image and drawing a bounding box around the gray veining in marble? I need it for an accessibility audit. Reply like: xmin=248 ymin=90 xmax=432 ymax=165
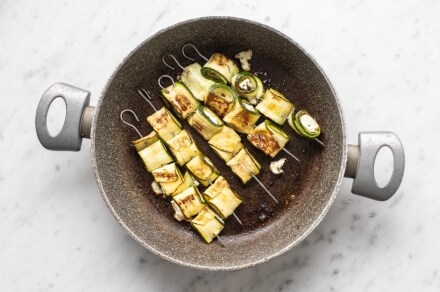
xmin=1 ymin=0 xmax=439 ymax=291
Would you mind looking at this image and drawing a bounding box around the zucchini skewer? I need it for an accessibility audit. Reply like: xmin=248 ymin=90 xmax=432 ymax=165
xmin=154 ymin=78 xmax=279 ymax=203
xmin=120 ymin=108 xmax=228 ymax=245
xmin=138 ymin=88 xmax=245 ymax=225
xmin=181 ymin=45 xmax=324 ymax=147
xmin=161 ymin=59 xmax=300 ymax=162
xmin=286 ymin=109 xmax=324 ymax=146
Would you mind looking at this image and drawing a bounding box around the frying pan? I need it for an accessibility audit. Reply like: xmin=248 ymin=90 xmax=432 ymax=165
xmin=35 ymin=17 xmax=405 ymax=270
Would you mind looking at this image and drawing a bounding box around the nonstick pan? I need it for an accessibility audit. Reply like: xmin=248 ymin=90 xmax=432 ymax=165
xmin=35 ymin=17 xmax=405 ymax=270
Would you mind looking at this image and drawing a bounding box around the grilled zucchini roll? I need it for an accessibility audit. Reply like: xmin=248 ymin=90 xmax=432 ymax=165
xmin=132 ymin=131 xmax=159 ymax=152
xmin=160 ymin=82 xmax=199 ymax=119
xmin=152 ymin=163 xmax=184 ymax=196
xmin=208 ymin=126 xmax=242 ymax=153
xmin=247 ymin=120 xmax=290 ymax=157
xmin=231 ymin=72 xmax=264 ymax=101
xmin=201 ymin=53 xmax=239 ymax=84
xmin=186 ymin=155 xmax=220 ymax=187
xmin=181 ymin=63 xmax=215 ymax=102
xmin=146 ymin=107 xmax=182 ymax=142
xmin=173 ymin=186 xmax=205 ymax=219
xmin=171 ymin=171 xmax=195 ymax=196
xmin=223 ymin=97 xmax=261 ymax=134
xmin=187 ymin=106 xmax=224 ymax=140
xmin=166 ymin=130 xmax=201 ymax=166
xmin=203 ymin=176 xmax=242 ymax=219
xmin=205 ymin=84 xmax=236 ymax=118
xmin=256 ymin=88 xmax=294 ymax=125
xmin=138 ymin=140 xmax=174 ymax=172
xmin=210 ymin=142 xmax=243 ymax=162
xmin=226 ymin=148 xmax=261 ymax=183
xmin=288 ymin=109 xmax=321 ymax=139
xmin=191 ymin=206 xmax=224 ymax=244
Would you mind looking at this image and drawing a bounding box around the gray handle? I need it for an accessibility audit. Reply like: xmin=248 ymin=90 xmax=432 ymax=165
xmin=35 ymin=83 xmax=95 ymax=151
xmin=344 ymin=131 xmax=405 ymax=201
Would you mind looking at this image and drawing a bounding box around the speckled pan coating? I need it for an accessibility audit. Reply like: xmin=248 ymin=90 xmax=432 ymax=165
xmin=90 ymin=17 xmax=346 ymax=270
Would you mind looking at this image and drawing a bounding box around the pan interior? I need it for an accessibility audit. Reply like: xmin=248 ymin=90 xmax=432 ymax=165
xmin=92 ymin=17 xmax=345 ymax=270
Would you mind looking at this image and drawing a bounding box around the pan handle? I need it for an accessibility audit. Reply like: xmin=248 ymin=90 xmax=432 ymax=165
xmin=35 ymin=83 xmax=95 ymax=151
xmin=344 ymin=131 xmax=405 ymax=201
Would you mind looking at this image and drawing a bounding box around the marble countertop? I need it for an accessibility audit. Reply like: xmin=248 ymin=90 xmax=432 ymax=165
xmin=1 ymin=0 xmax=439 ymax=291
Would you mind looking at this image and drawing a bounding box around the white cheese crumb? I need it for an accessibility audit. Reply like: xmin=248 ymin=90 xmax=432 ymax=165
xmin=235 ymin=49 xmax=253 ymax=71
xmin=151 ymin=181 xmax=163 ymax=195
xmin=247 ymin=96 xmax=259 ymax=105
xmin=171 ymin=201 xmax=185 ymax=222
xmin=270 ymin=158 xmax=287 ymax=175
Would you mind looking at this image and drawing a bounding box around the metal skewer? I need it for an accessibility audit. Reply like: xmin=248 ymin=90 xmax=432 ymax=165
xmin=182 ymin=43 xmax=209 ymax=62
xmin=215 ymin=233 xmax=227 ymax=248
xmin=120 ymin=109 xmax=143 ymax=138
xmin=242 ymin=164 xmax=278 ymax=204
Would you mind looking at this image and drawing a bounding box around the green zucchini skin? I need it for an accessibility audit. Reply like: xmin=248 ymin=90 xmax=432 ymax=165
xmin=188 ymin=106 xmax=224 ymax=140
xmin=231 ymin=72 xmax=264 ymax=101
xmin=201 ymin=53 xmax=239 ymax=84
xmin=288 ymin=109 xmax=321 ymax=139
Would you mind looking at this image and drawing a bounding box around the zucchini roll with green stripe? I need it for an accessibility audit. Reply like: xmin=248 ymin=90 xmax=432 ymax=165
xmin=288 ymin=109 xmax=321 ymax=139
xmin=203 ymin=176 xmax=242 ymax=219
xmin=226 ymin=149 xmax=261 ymax=184
xmin=181 ymin=63 xmax=215 ymax=102
xmin=256 ymin=88 xmax=295 ymax=125
xmin=186 ymin=155 xmax=220 ymax=187
xmin=208 ymin=126 xmax=243 ymax=162
xmin=231 ymin=72 xmax=264 ymax=102
xmin=188 ymin=105 xmax=224 ymax=140
xmin=166 ymin=130 xmax=201 ymax=166
xmin=223 ymin=97 xmax=261 ymax=134
xmin=146 ymin=107 xmax=182 ymax=142
xmin=247 ymin=120 xmax=290 ymax=157
xmin=201 ymin=53 xmax=240 ymax=84
xmin=152 ymin=163 xmax=185 ymax=196
xmin=191 ymin=206 xmax=225 ymax=244
xmin=160 ymin=82 xmax=199 ymax=119
xmin=205 ymin=83 xmax=237 ymax=118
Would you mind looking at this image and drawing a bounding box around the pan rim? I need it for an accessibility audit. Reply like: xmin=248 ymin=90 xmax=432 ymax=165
xmin=90 ymin=16 xmax=347 ymax=271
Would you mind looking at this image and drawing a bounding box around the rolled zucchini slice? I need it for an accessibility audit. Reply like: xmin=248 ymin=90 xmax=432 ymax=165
xmin=181 ymin=63 xmax=215 ymax=102
xmin=171 ymin=171 xmax=195 ymax=196
xmin=256 ymin=88 xmax=295 ymax=125
xmin=226 ymin=148 xmax=261 ymax=184
xmin=210 ymin=142 xmax=243 ymax=162
xmin=166 ymin=130 xmax=201 ymax=166
xmin=288 ymin=109 xmax=321 ymax=139
xmin=247 ymin=120 xmax=290 ymax=157
xmin=205 ymin=83 xmax=237 ymax=118
xmin=201 ymin=53 xmax=239 ymax=84
xmin=146 ymin=107 xmax=182 ymax=142
xmin=187 ymin=106 xmax=224 ymax=140
xmin=132 ymin=131 xmax=159 ymax=152
xmin=208 ymin=126 xmax=242 ymax=153
xmin=191 ymin=206 xmax=225 ymax=244
xmin=138 ymin=140 xmax=174 ymax=172
xmin=152 ymin=163 xmax=184 ymax=196
xmin=203 ymin=176 xmax=242 ymax=219
xmin=223 ymin=97 xmax=261 ymax=134
xmin=173 ymin=186 xmax=205 ymax=219
xmin=160 ymin=82 xmax=200 ymax=119
xmin=231 ymin=72 xmax=264 ymax=100
xmin=186 ymin=155 xmax=220 ymax=187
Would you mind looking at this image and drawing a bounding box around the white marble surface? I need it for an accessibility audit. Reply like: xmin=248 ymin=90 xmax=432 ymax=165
xmin=1 ymin=0 xmax=439 ymax=291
